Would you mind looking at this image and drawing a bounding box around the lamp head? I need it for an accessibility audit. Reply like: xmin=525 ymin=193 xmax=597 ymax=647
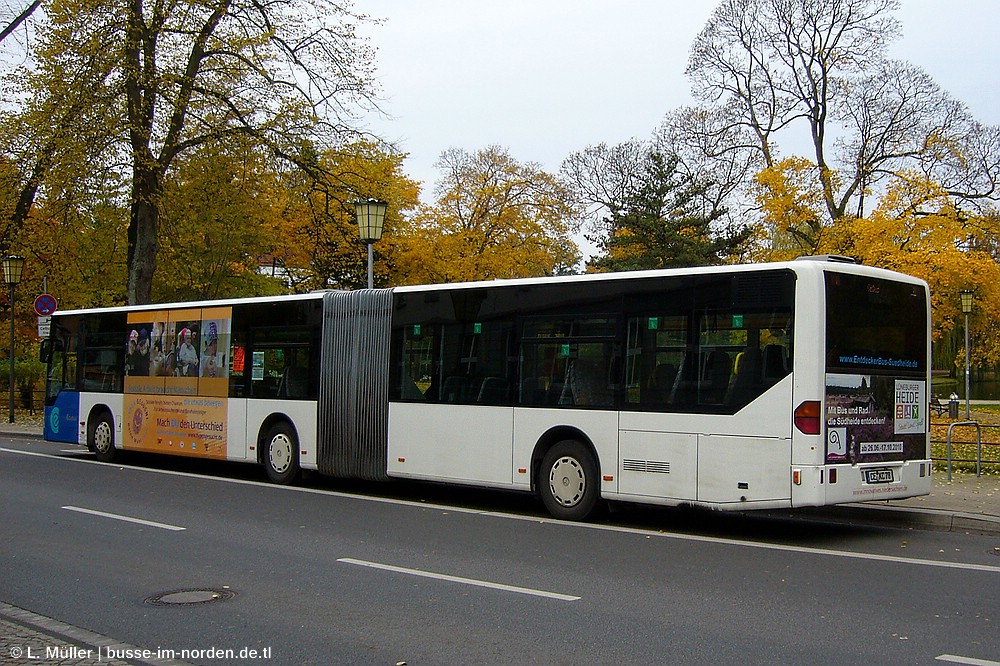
xmin=960 ymin=289 xmax=974 ymax=314
xmin=2 ymin=255 xmax=25 ymax=287
xmin=354 ymin=199 xmax=388 ymax=244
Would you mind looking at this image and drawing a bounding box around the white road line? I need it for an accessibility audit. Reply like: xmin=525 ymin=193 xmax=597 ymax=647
xmin=62 ymin=505 xmax=186 ymax=531
xmin=937 ymin=655 xmax=1000 ymax=666
xmin=5 ymin=447 xmax=1000 ymax=575
xmin=338 ymin=557 xmax=580 ymax=601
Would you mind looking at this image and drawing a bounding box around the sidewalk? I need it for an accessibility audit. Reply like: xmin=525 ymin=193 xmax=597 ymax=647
xmin=0 ymin=602 xmax=190 ymax=666
xmin=835 ymin=470 xmax=1000 ymax=535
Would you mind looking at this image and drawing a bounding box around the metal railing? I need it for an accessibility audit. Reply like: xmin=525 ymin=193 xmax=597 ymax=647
xmin=944 ymin=421 xmax=981 ymax=480
xmin=0 ymin=388 xmax=45 ymax=415
xmin=932 ymin=420 xmax=1000 ymax=480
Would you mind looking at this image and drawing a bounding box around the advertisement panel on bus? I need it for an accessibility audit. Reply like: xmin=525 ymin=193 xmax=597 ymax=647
xmin=122 ymin=307 xmax=232 ymax=459
xmin=824 ymin=373 xmax=926 ymax=464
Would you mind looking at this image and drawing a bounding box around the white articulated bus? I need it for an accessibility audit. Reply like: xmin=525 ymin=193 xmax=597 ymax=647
xmin=42 ymin=257 xmax=932 ymax=519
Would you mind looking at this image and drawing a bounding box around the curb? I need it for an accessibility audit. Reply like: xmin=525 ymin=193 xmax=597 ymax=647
xmin=1 ymin=430 xmax=42 ymax=440
xmin=0 ymin=602 xmax=194 ymax=666
xmin=781 ymin=502 xmax=1000 ymax=536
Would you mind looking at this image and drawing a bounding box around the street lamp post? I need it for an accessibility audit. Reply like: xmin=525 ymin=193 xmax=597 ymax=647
xmin=960 ymin=289 xmax=974 ymax=420
xmin=3 ymin=255 xmax=25 ymax=424
xmin=354 ymin=198 xmax=388 ymax=290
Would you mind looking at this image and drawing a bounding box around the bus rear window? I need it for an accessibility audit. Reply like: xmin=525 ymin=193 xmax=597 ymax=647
xmin=825 ymin=273 xmax=927 ymax=374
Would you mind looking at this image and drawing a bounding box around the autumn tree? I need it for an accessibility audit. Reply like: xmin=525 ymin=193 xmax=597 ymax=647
xmin=276 ymin=140 xmax=421 ymax=291
xmin=395 ymin=146 xmax=579 ymax=285
xmin=154 ymin=141 xmax=291 ymax=301
xmin=0 ymin=0 xmax=124 ymax=258
xmin=832 ymin=174 xmax=1000 ymax=369
xmin=752 ymin=157 xmax=835 ymax=260
xmin=685 ymin=0 xmax=999 ymax=225
xmin=20 ymin=190 xmax=129 ymax=309
xmin=3 ymin=0 xmax=380 ymax=304
xmin=121 ymin=0 xmax=381 ymax=304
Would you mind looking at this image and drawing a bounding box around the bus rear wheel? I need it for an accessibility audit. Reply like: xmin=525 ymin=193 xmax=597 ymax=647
xmin=89 ymin=413 xmax=116 ymax=463
xmin=263 ymin=422 xmax=300 ymax=484
xmin=539 ymin=440 xmax=599 ymax=521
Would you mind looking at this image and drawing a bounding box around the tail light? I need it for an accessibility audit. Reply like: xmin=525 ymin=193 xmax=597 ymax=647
xmin=794 ymin=401 xmax=822 ymax=434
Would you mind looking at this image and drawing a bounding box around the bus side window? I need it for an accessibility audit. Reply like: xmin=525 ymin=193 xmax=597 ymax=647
xmin=397 ymin=324 xmax=435 ymax=401
xmin=40 ymin=339 xmax=59 ymax=364
xmin=276 ymin=349 xmax=310 ymax=399
xmin=45 ymin=342 xmax=77 ymax=403
xmin=625 ymin=315 xmax=687 ymax=409
xmin=762 ymin=343 xmax=789 ymax=383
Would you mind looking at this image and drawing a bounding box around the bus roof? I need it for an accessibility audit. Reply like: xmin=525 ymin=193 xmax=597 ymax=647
xmin=51 ymin=259 xmax=926 ymax=317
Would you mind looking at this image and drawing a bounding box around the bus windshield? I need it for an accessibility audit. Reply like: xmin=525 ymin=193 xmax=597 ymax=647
xmin=825 ymin=272 xmax=927 ymax=375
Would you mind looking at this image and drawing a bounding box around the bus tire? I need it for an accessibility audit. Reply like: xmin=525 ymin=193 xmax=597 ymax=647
xmin=89 ymin=412 xmax=116 ymax=463
xmin=263 ymin=422 xmax=300 ymax=485
xmin=538 ymin=440 xmax=599 ymax=521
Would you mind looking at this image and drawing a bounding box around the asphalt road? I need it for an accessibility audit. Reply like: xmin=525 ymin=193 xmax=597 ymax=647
xmin=2 ymin=437 xmax=999 ymax=666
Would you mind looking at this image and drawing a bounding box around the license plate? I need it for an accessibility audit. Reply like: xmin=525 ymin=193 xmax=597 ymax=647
xmin=864 ymin=468 xmax=894 ymax=484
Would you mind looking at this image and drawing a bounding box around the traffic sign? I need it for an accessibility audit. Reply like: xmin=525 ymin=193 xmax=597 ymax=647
xmin=37 ymin=316 xmax=51 ymax=337
xmin=33 ymin=293 xmax=57 ymax=316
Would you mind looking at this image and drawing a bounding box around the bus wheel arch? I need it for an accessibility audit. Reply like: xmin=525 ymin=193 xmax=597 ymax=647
xmin=532 ymin=427 xmax=602 ymax=521
xmin=258 ymin=415 xmax=301 ymax=484
xmin=87 ymin=407 xmax=116 ymax=463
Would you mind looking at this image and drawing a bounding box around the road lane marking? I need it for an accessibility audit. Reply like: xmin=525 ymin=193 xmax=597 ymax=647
xmin=62 ymin=505 xmax=186 ymax=531
xmin=338 ymin=557 xmax=580 ymax=601
xmin=5 ymin=446 xmax=1000 ymax=575
xmin=937 ymin=656 xmax=1000 ymax=666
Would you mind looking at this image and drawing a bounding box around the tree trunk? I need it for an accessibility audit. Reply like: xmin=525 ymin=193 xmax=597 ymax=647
xmin=126 ymin=167 xmax=162 ymax=305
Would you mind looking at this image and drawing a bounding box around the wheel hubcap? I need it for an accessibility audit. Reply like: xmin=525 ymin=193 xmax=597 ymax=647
xmin=269 ymin=435 xmax=292 ymax=474
xmin=94 ymin=422 xmax=112 ymax=453
xmin=549 ymin=456 xmax=585 ymax=507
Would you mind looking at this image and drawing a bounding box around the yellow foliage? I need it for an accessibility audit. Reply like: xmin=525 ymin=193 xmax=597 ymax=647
xmin=393 ymin=147 xmax=579 ymax=285
xmin=837 ymin=174 xmax=1000 ymax=366
xmin=273 ymin=140 xmax=422 ymax=290
xmin=753 ymin=157 xmax=832 ymax=260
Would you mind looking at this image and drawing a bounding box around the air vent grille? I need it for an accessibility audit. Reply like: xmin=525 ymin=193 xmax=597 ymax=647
xmin=623 ymin=459 xmax=670 ymax=474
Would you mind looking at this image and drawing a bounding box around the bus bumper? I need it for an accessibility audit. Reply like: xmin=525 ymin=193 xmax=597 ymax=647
xmin=792 ymin=459 xmax=934 ymax=507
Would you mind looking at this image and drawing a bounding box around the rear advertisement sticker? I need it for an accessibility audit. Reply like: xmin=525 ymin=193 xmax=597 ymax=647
xmin=825 ymin=374 xmax=926 ymax=464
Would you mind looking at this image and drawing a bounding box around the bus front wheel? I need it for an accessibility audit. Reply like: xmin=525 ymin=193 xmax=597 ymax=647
xmin=263 ymin=422 xmax=300 ymax=484
xmin=89 ymin=413 xmax=116 ymax=463
xmin=538 ymin=440 xmax=599 ymax=521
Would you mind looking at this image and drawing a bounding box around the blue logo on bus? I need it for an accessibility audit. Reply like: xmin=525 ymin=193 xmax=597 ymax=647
xmin=49 ymin=407 xmax=60 ymax=434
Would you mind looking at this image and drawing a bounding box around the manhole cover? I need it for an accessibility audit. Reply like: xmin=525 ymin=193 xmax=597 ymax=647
xmin=144 ymin=588 xmax=235 ymax=606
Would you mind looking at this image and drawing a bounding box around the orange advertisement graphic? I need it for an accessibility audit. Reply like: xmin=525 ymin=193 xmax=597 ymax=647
xmin=124 ymin=395 xmax=228 ymax=459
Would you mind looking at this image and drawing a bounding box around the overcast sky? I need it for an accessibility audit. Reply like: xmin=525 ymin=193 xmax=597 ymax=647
xmin=358 ymin=0 xmax=999 ymax=204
